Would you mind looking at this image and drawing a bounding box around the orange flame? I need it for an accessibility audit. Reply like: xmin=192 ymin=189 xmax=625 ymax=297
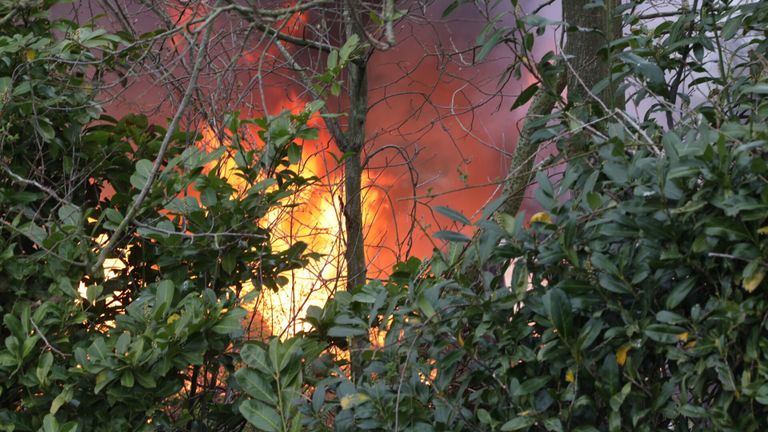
xmin=194 ymin=94 xmax=391 ymax=339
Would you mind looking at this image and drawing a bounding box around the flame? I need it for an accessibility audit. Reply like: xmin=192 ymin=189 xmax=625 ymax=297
xmin=194 ymin=94 xmax=391 ymax=339
xmin=158 ymin=1 xmax=419 ymax=340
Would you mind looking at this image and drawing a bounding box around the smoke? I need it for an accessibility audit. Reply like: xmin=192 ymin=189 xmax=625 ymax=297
xmin=59 ymin=0 xmax=563 ymax=267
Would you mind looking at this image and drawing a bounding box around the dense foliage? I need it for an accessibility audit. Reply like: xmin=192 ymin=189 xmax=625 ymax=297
xmin=3 ymin=0 xmax=768 ymax=431
xmin=237 ymin=1 xmax=768 ymax=431
xmin=0 ymin=2 xmax=316 ymax=430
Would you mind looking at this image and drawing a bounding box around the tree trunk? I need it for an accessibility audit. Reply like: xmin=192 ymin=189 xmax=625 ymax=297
xmin=496 ymin=0 xmax=621 ymax=219
xmin=563 ymin=0 xmax=622 ymax=108
xmin=497 ymin=77 xmax=565 ymax=217
xmin=343 ymin=60 xmax=368 ymax=303
xmin=341 ymin=23 xmax=369 ymax=377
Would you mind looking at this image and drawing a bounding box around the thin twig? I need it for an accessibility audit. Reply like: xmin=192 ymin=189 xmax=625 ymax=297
xmin=30 ymin=319 xmax=69 ymax=358
xmin=92 ymin=15 xmax=215 ymax=274
xmin=708 ymin=252 xmax=753 ymax=263
xmin=1 ymin=164 xmax=74 ymax=207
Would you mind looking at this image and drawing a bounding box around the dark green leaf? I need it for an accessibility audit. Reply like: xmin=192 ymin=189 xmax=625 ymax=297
xmin=239 ymin=400 xmax=281 ymax=432
xmin=434 ymin=230 xmax=471 ymax=242
xmin=510 ymin=83 xmax=539 ymax=111
xmin=476 ymin=27 xmax=505 ymax=62
xmin=235 ymin=368 xmax=277 ymax=404
xmin=501 ymin=416 xmax=536 ymax=431
xmin=548 ymin=288 xmax=573 ymax=340
xmin=211 ymin=308 xmax=247 ymax=335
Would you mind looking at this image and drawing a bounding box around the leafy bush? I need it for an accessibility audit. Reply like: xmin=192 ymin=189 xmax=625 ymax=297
xmin=0 ymin=2 xmax=317 ymax=430
xmin=246 ymin=2 xmax=768 ymax=431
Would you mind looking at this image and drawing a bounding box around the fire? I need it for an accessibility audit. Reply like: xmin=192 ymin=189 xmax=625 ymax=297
xmin=195 ymin=95 xmax=390 ymax=339
xmin=160 ymin=0 xmax=399 ymax=340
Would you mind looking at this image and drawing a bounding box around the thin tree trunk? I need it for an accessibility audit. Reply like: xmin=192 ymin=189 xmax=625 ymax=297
xmin=341 ymin=7 xmax=369 ymax=376
xmin=343 ymin=60 xmax=368 ymax=298
xmin=496 ymin=0 xmax=621 ymax=219
xmin=498 ymin=77 xmax=565 ymax=217
xmin=563 ymin=0 xmax=622 ymax=107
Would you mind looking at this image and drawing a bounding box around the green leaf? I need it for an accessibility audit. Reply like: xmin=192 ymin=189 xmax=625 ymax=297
xmin=0 ymin=77 xmax=12 ymax=96
xmin=85 ymin=284 xmax=103 ymax=304
xmin=416 ymin=292 xmax=436 ymax=319
xmin=599 ymin=274 xmax=631 ymax=294
xmin=442 ymin=0 xmax=459 ymax=17
xmin=609 ymin=411 xmax=621 ymax=432
xmin=115 ymin=332 xmax=130 ymax=356
xmin=644 ymin=324 xmax=686 ymax=344
xmin=548 ymin=288 xmax=573 ymax=340
xmin=586 ymin=192 xmax=602 ymax=210
xmin=134 ymin=371 xmax=157 ymax=389
xmin=721 ymin=15 xmax=742 ymax=39
xmin=235 ymin=368 xmax=277 ymax=404
xmin=239 ymin=400 xmax=281 ymax=432
xmin=510 ymin=83 xmax=539 ymax=110
xmin=34 ymin=118 xmax=56 ymax=142
xmin=591 ymin=253 xmax=619 ymax=275
xmin=434 ymin=230 xmax=471 ymax=242
xmin=609 ymin=382 xmax=632 ymax=411
xmin=435 ymin=205 xmax=471 ymax=225
xmin=221 ymin=252 xmax=236 ymax=275
xmin=287 ymin=143 xmax=301 ymax=164
xmin=542 ymin=418 xmax=563 ymax=432
xmin=477 ymin=408 xmax=492 ymax=424
xmin=304 ymin=100 xmax=325 ymax=114
xmin=200 ymin=186 xmax=218 ymax=207
xmin=476 ymin=27 xmax=505 ymax=62
xmin=351 ymin=292 xmax=377 ymax=303
xmin=339 ymin=34 xmax=360 ymax=64
xmin=740 ymin=84 xmax=768 ymax=95
xmin=57 ymin=204 xmax=82 ymax=227
xmin=134 ymin=159 xmax=153 ymax=186
xmin=655 ymin=310 xmax=686 ymax=324
xmin=94 ymin=370 xmax=113 ymax=394
xmin=275 ymin=337 xmax=302 ymax=373
xmin=36 ymin=351 xmax=53 ymax=384
xmin=249 ymin=178 xmax=277 ymax=195
xmin=60 ymin=422 xmax=78 ymax=432
xmin=679 ymin=404 xmax=707 ymax=418
xmin=339 ymin=392 xmax=370 ymax=410
xmin=43 ymin=414 xmax=59 ymax=432
xmin=326 ymin=49 xmax=339 ymax=70
xmin=20 ymin=222 xmax=47 ymax=245
xmin=665 ymin=278 xmax=695 ymax=309
xmin=241 ymin=343 xmax=270 ymax=370
xmin=104 ymin=208 xmax=123 ymax=225
xmin=327 ymin=326 xmax=367 ymax=337
xmin=501 ymin=416 xmax=536 ymax=431
xmin=211 ymin=308 xmax=247 ymax=335
xmin=50 ymin=386 xmax=73 ymax=415
xmin=637 ymin=61 xmax=665 ymax=86
xmin=154 ymin=280 xmax=174 ymax=317
xmin=120 ymin=371 xmax=134 ymax=388
xmin=514 ymin=377 xmax=549 ymax=396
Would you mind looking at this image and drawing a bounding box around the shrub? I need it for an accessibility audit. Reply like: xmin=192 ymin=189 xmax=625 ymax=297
xmin=0 ymin=2 xmax=316 ymax=429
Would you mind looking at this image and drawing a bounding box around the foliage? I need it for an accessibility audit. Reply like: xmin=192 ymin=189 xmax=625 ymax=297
xmin=231 ymin=1 xmax=768 ymax=431
xmin=235 ymin=337 xmax=328 ymax=432
xmin=4 ymin=0 xmax=768 ymax=431
xmin=0 ymin=1 xmax=317 ymax=430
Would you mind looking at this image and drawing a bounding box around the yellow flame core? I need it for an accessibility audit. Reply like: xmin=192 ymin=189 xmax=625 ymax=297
xmin=198 ymin=104 xmax=385 ymax=340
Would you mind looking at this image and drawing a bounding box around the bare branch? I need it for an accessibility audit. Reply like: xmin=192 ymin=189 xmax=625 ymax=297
xmin=92 ymin=16 xmax=215 ymax=274
xmin=30 ymin=319 xmax=70 ymax=358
